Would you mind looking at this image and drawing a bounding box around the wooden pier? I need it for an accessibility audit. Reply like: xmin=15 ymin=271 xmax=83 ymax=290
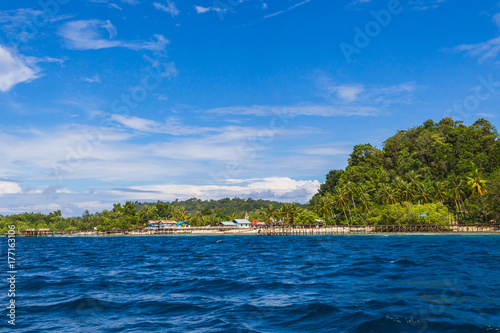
xmin=258 ymin=224 xmax=500 ymax=236
xmin=6 ymin=224 xmax=500 ymax=237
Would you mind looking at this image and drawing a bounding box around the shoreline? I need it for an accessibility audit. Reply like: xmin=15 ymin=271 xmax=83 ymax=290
xmin=8 ymin=225 xmax=500 ymax=237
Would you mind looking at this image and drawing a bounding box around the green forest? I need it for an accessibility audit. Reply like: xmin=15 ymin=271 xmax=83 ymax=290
xmin=1 ymin=117 xmax=499 ymax=233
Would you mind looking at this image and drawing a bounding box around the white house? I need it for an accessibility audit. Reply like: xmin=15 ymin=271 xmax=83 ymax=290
xmin=233 ymin=219 xmax=251 ymax=228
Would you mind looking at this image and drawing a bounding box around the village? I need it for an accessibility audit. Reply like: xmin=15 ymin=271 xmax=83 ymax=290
xmin=144 ymin=218 xmax=267 ymax=230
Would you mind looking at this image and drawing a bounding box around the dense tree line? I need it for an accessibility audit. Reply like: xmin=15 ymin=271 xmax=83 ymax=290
xmin=0 ymin=199 xmax=308 ymax=232
xmin=309 ymin=117 xmax=500 ymax=225
xmin=1 ymin=117 xmax=499 ymax=233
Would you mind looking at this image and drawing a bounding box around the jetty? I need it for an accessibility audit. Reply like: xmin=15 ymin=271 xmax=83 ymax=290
xmin=6 ymin=223 xmax=500 ymax=237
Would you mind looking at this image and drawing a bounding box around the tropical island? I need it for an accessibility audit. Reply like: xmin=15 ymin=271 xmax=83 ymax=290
xmin=1 ymin=117 xmax=499 ymax=234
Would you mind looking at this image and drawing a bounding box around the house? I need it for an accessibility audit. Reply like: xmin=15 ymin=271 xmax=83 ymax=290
xmin=220 ymin=221 xmax=236 ymax=227
xmin=176 ymin=221 xmax=190 ymax=227
xmin=233 ymin=219 xmax=251 ymax=228
xmin=146 ymin=221 xmax=160 ymax=229
xmin=147 ymin=220 xmax=177 ymax=229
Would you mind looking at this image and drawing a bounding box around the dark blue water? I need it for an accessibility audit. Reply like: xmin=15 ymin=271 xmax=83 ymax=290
xmin=2 ymin=235 xmax=500 ymax=332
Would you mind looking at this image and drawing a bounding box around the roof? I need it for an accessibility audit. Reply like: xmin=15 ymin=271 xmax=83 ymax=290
xmin=176 ymin=221 xmax=190 ymax=225
xmin=233 ymin=219 xmax=251 ymax=224
xmin=220 ymin=221 xmax=235 ymax=226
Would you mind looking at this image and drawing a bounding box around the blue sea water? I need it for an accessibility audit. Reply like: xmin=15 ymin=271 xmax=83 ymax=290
xmin=2 ymin=235 xmax=500 ymax=332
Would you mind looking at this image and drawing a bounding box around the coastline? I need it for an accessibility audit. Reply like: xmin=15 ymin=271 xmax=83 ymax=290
xmin=8 ymin=225 xmax=500 ymax=237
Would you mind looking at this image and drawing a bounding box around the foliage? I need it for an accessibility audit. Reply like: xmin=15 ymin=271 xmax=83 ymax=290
xmin=310 ymin=117 xmax=500 ymax=225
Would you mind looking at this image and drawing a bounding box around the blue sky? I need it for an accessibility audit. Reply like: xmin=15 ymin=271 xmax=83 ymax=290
xmin=0 ymin=0 xmax=499 ymax=216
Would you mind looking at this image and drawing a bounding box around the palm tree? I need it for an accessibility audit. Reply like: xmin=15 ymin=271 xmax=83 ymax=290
xmin=314 ymin=194 xmax=334 ymax=219
xmin=333 ymin=188 xmax=350 ymax=225
xmin=448 ymin=178 xmax=466 ymax=216
xmin=397 ymin=181 xmax=415 ymax=203
xmin=263 ymin=205 xmax=276 ymax=223
xmin=434 ymin=182 xmax=446 ymax=203
xmin=274 ymin=208 xmax=285 ymax=225
xmin=377 ymin=184 xmax=398 ymax=205
xmin=357 ymin=185 xmax=372 ymax=213
xmin=174 ymin=207 xmax=189 ymax=222
xmin=344 ymin=182 xmax=357 ymax=210
xmin=415 ymin=183 xmax=434 ymax=204
xmin=202 ymin=214 xmax=219 ymax=226
xmin=466 ymin=169 xmax=488 ymax=197
xmin=281 ymin=203 xmax=298 ymax=225
xmin=405 ymin=170 xmax=422 ymax=191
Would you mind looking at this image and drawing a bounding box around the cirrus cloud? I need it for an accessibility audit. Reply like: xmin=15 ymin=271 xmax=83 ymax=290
xmin=59 ymin=20 xmax=169 ymax=51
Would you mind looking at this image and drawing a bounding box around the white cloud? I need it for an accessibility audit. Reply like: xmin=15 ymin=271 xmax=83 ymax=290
xmin=109 ymin=3 xmax=123 ymax=10
xmin=59 ymin=20 xmax=169 ymax=51
xmin=331 ymin=84 xmax=365 ymax=102
xmin=208 ymin=104 xmax=379 ymax=117
xmin=154 ymin=1 xmax=179 ymax=16
xmin=296 ymin=144 xmax=352 ymax=156
xmin=0 ymin=45 xmax=39 ymax=92
xmin=121 ymin=0 xmax=140 ymax=4
xmin=109 ymin=114 xmax=216 ymax=135
xmin=0 ymin=181 xmax=21 ymax=195
xmin=494 ymin=13 xmax=500 ymax=29
xmin=452 ymin=13 xmax=500 ymax=62
xmin=319 ymin=76 xmax=417 ymax=107
xmin=348 ymin=0 xmax=445 ymax=10
xmin=409 ymin=0 xmax=446 ymax=10
xmin=477 ymin=112 xmax=496 ymax=118
xmin=454 ymin=36 xmax=500 ymax=62
xmin=0 ymin=117 xmax=310 ymax=183
xmin=114 ymin=177 xmax=321 ymax=203
xmin=0 ymin=9 xmax=72 ymax=43
xmin=264 ymin=0 xmax=310 ymax=19
xmin=82 ymin=75 xmax=101 ymax=83
xmin=194 ymin=6 xmax=211 ymax=13
xmin=207 ymin=78 xmax=416 ymax=118
xmin=194 ymin=5 xmax=227 ymax=14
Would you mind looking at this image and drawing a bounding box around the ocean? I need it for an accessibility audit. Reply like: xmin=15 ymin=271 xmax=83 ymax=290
xmin=4 ymin=235 xmax=500 ymax=332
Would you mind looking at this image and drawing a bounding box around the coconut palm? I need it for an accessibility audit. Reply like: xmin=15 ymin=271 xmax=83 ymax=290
xmin=405 ymin=170 xmax=422 ymax=191
xmin=174 ymin=207 xmax=190 ymax=222
xmin=415 ymin=183 xmax=434 ymax=204
xmin=344 ymin=182 xmax=357 ymax=210
xmin=434 ymin=181 xmax=447 ymax=203
xmin=466 ymin=169 xmax=488 ymax=197
xmin=377 ymin=184 xmax=398 ymax=205
xmin=274 ymin=208 xmax=285 ymax=224
xmin=314 ymin=193 xmax=334 ymax=218
xmin=281 ymin=202 xmax=298 ymax=224
xmin=263 ymin=204 xmax=276 ymax=223
xmin=448 ymin=177 xmax=466 ymax=216
xmin=202 ymin=214 xmax=219 ymax=226
xmin=357 ymin=185 xmax=372 ymax=213
xmin=333 ymin=187 xmax=350 ymax=225
xmin=397 ymin=181 xmax=415 ymax=203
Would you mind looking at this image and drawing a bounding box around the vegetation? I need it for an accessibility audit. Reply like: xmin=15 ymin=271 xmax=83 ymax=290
xmin=1 ymin=117 xmax=499 ymax=233
xmin=0 ymin=198 xmax=304 ymax=233
xmin=309 ymin=117 xmax=500 ymax=226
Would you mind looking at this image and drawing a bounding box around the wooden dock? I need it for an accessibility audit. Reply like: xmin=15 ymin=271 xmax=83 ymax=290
xmin=258 ymin=224 xmax=500 ymax=236
xmin=6 ymin=224 xmax=500 ymax=237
